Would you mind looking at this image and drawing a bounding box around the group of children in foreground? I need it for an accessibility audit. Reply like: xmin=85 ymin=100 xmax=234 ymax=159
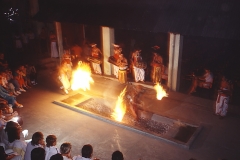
xmin=0 ymin=121 xmax=124 ymax=160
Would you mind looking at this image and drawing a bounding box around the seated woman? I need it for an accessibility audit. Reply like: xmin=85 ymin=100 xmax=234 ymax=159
xmin=188 ymin=68 xmax=213 ymax=94
xmin=7 ymin=122 xmax=27 ymax=159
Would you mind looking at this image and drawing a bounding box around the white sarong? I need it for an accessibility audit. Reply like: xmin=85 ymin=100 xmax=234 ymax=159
xmin=216 ymin=94 xmax=229 ymax=117
xmin=133 ymin=66 xmax=145 ymax=82
xmin=51 ymin=42 xmax=59 ymax=58
xmin=113 ymin=65 xmax=119 ymax=78
xmin=92 ymin=62 xmax=102 ymax=74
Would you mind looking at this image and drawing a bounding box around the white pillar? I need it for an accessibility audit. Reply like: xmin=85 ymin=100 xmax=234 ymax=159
xmin=168 ymin=33 xmax=183 ymax=91
xmin=55 ymin=22 xmax=64 ymax=64
xmin=101 ymin=27 xmax=115 ymax=75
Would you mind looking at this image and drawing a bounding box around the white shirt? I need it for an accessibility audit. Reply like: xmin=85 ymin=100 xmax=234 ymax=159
xmin=204 ymin=72 xmax=213 ymax=83
xmin=45 ymin=146 xmax=60 ymax=160
xmin=24 ymin=142 xmax=43 ymax=160
xmin=63 ymin=155 xmax=73 ymax=160
xmin=73 ymin=155 xmax=92 ymax=160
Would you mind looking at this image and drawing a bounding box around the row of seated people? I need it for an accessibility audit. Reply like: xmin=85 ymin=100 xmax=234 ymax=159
xmin=0 ymin=122 xmax=124 ymax=160
xmin=0 ymin=53 xmax=38 ymax=108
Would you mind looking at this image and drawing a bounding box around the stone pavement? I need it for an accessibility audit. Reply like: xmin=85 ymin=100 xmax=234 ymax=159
xmin=15 ymin=57 xmax=240 ymax=160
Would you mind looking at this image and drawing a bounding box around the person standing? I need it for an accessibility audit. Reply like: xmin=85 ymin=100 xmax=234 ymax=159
xmin=151 ymin=51 xmax=163 ymax=84
xmin=215 ymin=75 xmax=233 ymax=119
xmin=14 ymin=32 xmax=22 ymax=53
xmin=27 ymin=29 xmax=36 ymax=54
xmin=39 ymin=27 xmax=48 ymax=55
xmin=70 ymin=43 xmax=82 ymax=69
xmin=49 ymin=31 xmax=59 ymax=58
xmin=131 ymin=49 xmax=145 ymax=82
xmin=116 ymin=54 xmax=128 ymax=84
xmin=112 ymin=44 xmax=122 ymax=78
xmin=89 ymin=44 xmax=102 ymax=74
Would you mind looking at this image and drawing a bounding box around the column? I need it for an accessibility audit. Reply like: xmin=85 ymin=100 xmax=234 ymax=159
xmin=168 ymin=33 xmax=183 ymax=91
xmin=101 ymin=27 xmax=115 ymax=75
xmin=55 ymin=22 xmax=64 ymax=64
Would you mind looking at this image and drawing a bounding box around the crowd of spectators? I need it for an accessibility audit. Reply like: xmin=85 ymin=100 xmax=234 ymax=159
xmin=0 ymin=122 xmax=124 ymax=160
xmin=0 ymin=52 xmax=38 ymax=109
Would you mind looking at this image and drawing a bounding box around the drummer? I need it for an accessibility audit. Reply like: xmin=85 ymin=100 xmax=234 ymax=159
xmin=113 ymin=44 xmax=122 ymax=78
xmin=90 ymin=43 xmax=102 ymax=74
xmin=131 ymin=49 xmax=145 ymax=82
xmin=117 ymin=54 xmax=128 ymax=83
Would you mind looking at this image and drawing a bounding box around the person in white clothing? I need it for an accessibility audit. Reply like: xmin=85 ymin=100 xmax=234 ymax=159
xmin=50 ymin=153 xmax=63 ymax=160
xmin=31 ymin=147 xmax=45 ymax=160
xmin=188 ymin=68 xmax=213 ymax=94
xmin=112 ymin=150 xmax=124 ymax=160
xmin=60 ymin=142 xmax=72 ymax=160
xmin=50 ymin=31 xmax=59 ymax=58
xmin=7 ymin=123 xmax=27 ymax=160
xmin=73 ymin=144 xmax=99 ymax=160
xmin=215 ymin=75 xmax=233 ymax=119
xmin=89 ymin=44 xmax=102 ymax=74
xmin=24 ymin=132 xmax=45 ymax=160
xmin=131 ymin=50 xmax=145 ymax=82
xmin=45 ymin=135 xmax=59 ymax=160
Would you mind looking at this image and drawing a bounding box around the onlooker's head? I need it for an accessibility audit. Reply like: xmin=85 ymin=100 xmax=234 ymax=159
xmin=5 ymin=121 xmax=19 ymax=132
xmin=31 ymin=132 xmax=44 ymax=146
xmin=60 ymin=142 xmax=72 ymax=155
xmin=31 ymin=147 xmax=45 ymax=160
xmin=81 ymin=144 xmax=93 ymax=158
xmin=112 ymin=150 xmax=124 ymax=160
xmin=46 ymin=135 xmax=57 ymax=147
xmin=50 ymin=153 xmax=63 ymax=160
xmin=7 ymin=124 xmax=21 ymax=143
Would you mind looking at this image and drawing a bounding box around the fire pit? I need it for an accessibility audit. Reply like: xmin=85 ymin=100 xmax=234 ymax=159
xmin=54 ymin=88 xmax=202 ymax=149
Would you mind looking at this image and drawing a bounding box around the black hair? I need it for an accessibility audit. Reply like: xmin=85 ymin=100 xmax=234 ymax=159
xmin=112 ymin=150 xmax=124 ymax=160
xmin=50 ymin=153 xmax=63 ymax=160
xmin=31 ymin=147 xmax=45 ymax=160
xmin=81 ymin=144 xmax=93 ymax=158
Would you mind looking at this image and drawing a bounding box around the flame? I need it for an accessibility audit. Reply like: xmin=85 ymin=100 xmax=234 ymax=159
xmin=112 ymin=86 xmax=127 ymax=122
xmin=154 ymin=83 xmax=168 ymax=100
xmin=71 ymin=61 xmax=94 ymax=91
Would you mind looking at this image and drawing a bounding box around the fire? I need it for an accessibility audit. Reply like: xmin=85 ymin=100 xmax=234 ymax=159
xmin=154 ymin=83 xmax=168 ymax=100
xmin=71 ymin=61 xmax=94 ymax=91
xmin=112 ymin=86 xmax=127 ymax=122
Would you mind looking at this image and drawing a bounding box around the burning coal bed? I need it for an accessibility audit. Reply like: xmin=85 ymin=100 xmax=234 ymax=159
xmin=77 ymin=98 xmax=170 ymax=135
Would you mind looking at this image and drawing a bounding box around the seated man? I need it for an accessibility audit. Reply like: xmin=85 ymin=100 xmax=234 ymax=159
xmin=188 ymin=68 xmax=213 ymax=94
